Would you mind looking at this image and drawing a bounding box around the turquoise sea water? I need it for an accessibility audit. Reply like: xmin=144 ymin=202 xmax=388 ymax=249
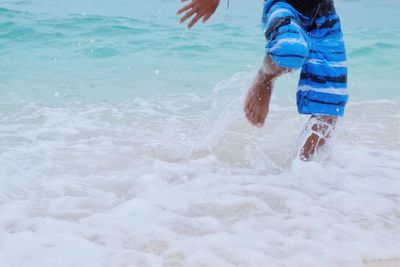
xmin=0 ymin=0 xmax=399 ymax=106
xmin=1 ymin=1 xmax=400 ymax=267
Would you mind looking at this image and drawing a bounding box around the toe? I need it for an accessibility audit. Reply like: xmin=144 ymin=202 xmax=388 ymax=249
xmin=250 ymin=111 xmax=259 ymax=126
xmin=257 ymin=113 xmax=266 ymax=126
xmin=246 ymin=111 xmax=256 ymax=125
xmin=255 ymin=113 xmax=263 ymax=127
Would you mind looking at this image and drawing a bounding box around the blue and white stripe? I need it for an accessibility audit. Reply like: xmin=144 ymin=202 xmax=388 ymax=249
xmin=262 ymin=0 xmax=348 ymax=117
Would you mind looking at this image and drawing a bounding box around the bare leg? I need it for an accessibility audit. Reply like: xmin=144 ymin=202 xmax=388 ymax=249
xmin=300 ymin=115 xmax=337 ymax=161
xmin=244 ymin=56 xmax=336 ymax=162
xmin=244 ymin=56 xmax=291 ymax=127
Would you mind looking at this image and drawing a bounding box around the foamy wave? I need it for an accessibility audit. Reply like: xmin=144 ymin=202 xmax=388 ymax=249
xmin=1 ymin=94 xmax=399 ymax=267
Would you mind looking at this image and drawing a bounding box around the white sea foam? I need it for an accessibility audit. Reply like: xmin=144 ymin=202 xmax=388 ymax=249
xmin=1 ymin=74 xmax=399 ymax=267
xmin=1 ymin=0 xmax=399 ymax=264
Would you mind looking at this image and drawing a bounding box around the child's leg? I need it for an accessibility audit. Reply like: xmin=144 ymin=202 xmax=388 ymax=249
xmin=300 ymin=115 xmax=337 ymax=161
xmin=296 ymin=10 xmax=349 ymax=160
xmin=244 ymin=2 xmax=309 ymax=127
xmin=244 ymin=56 xmax=288 ymax=127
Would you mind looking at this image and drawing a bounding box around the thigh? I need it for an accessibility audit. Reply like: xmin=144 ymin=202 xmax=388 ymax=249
xmin=297 ymin=12 xmax=348 ymax=117
xmin=262 ymin=1 xmax=310 ymax=69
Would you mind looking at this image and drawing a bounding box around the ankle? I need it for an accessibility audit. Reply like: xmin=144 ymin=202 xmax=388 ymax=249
xmin=257 ymin=70 xmax=278 ymax=87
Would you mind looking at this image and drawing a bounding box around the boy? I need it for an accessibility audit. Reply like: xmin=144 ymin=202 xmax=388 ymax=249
xmin=177 ymin=0 xmax=348 ymax=160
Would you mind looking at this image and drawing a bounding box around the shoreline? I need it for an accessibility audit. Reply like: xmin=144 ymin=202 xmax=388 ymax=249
xmin=365 ymin=259 xmax=400 ymax=267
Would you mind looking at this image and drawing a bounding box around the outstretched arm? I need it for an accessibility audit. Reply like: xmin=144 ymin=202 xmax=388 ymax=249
xmin=177 ymin=0 xmax=220 ymax=29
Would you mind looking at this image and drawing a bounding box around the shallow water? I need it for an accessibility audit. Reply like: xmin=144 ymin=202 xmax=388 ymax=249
xmin=1 ymin=0 xmax=400 ymax=266
xmin=1 ymin=95 xmax=400 ymax=267
xmin=0 ymin=0 xmax=399 ymax=103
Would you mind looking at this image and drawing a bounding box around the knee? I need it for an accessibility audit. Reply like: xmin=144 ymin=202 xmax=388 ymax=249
xmin=266 ymin=21 xmax=309 ymax=69
xmin=268 ymin=37 xmax=309 ymax=69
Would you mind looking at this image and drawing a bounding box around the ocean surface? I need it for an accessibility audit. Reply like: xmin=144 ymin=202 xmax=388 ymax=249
xmin=1 ymin=0 xmax=400 ymax=266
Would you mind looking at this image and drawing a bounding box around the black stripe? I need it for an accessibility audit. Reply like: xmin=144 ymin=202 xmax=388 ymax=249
xmin=265 ymin=17 xmax=293 ymax=40
xmin=310 ymin=29 xmax=342 ymax=37
xmin=310 ymin=49 xmax=345 ymax=55
xmin=269 ymin=29 xmax=300 ymax=41
xmin=328 ymin=29 xmax=342 ymax=36
xmin=319 ymin=18 xmax=339 ymax=29
xmin=309 ymin=98 xmax=347 ymax=107
xmin=263 ymin=0 xmax=335 ymax=18
xmin=300 ymin=73 xmax=347 ymax=84
xmin=270 ymin=53 xmax=307 ymax=59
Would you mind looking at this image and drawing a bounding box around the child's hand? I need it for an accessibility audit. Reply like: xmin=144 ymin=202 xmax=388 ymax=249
xmin=177 ymin=0 xmax=220 ymax=29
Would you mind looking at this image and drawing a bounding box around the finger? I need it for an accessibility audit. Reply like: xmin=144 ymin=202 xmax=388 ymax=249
xmin=180 ymin=9 xmax=196 ymax=24
xmin=188 ymin=13 xmax=203 ymax=28
xmin=202 ymin=12 xmax=213 ymax=23
xmin=177 ymin=2 xmax=194 ymax=15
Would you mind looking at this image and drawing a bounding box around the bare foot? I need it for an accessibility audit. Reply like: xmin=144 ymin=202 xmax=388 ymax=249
xmin=300 ymin=116 xmax=337 ymax=161
xmin=244 ymin=73 xmax=274 ymax=128
xmin=244 ymin=56 xmax=288 ymax=128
